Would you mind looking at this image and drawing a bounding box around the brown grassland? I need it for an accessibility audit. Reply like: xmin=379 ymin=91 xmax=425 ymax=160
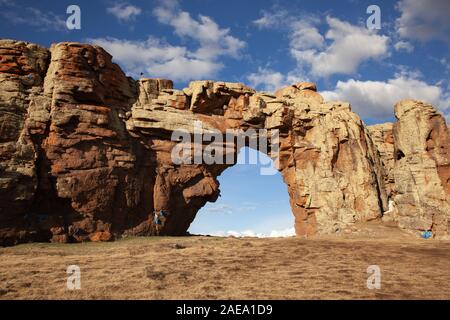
xmin=0 ymin=223 xmax=449 ymax=300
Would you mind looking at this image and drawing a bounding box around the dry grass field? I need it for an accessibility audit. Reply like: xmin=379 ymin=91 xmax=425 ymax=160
xmin=0 ymin=223 xmax=449 ymax=300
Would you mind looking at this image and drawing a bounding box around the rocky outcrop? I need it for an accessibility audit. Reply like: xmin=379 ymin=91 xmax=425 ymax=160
xmin=0 ymin=39 xmax=449 ymax=245
xmin=0 ymin=40 xmax=50 ymax=243
xmin=392 ymin=101 xmax=449 ymax=238
xmin=127 ymin=80 xmax=389 ymax=237
xmin=368 ymin=101 xmax=450 ymax=238
xmin=367 ymin=123 xmax=395 ymax=197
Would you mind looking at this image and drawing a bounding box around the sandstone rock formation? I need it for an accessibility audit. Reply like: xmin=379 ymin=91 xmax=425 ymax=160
xmin=377 ymin=101 xmax=449 ymax=236
xmin=367 ymin=123 xmax=395 ymax=197
xmin=368 ymin=101 xmax=450 ymax=238
xmin=0 ymin=39 xmax=449 ymax=245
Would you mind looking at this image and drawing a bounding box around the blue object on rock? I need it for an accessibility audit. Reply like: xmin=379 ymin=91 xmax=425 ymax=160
xmin=160 ymin=210 xmax=168 ymax=218
xmin=422 ymin=231 xmax=432 ymax=239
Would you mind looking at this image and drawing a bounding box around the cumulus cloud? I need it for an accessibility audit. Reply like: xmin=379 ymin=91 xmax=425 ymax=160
xmin=107 ymin=2 xmax=142 ymax=22
xmin=253 ymin=11 xmax=389 ymax=78
xmin=90 ymin=0 xmax=245 ymax=81
xmin=291 ymin=17 xmax=389 ymax=78
xmin=289 ymin=20 xmax=325 ymax=51
xmin=88 ymin=37 xmax=221 ymax=81
xmin=396 ymin=0 xmax=450 ymax=43
xmin=247 ymin=67 xmax=306 ymax=92
xmin=253 ymin=10 xmax=323 ymax=51
xmin=321 ymin=74 xmax=450 ymax=120
xmin=153 ymin=0 xmax=245 ymax=60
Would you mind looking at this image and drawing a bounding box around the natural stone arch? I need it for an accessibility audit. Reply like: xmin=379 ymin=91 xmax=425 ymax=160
xmin=0 ymin=41 xmax=389 ymax=244
xmin=1 ymin=40 xmax=449 ymax=245
xmin=156 ymin=128 xmax=283 ymax=236
xmin=127 ymin=78 xmax=389 ymax=238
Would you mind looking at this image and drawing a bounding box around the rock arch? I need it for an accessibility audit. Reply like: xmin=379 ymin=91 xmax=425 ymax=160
xmin=129 ymin=77 xmax=390 ymax=238
xmin=0 ymin=40 xmax=449 ymax=245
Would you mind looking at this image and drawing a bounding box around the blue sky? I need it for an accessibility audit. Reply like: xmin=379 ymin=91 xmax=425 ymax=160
xmin=1 ymin=0 xmax=449 ymax=235
xmin=189 ymin=147 xmax=294 ymax=237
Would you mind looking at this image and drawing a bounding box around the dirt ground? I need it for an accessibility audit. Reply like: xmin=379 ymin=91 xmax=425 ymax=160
xmin=0 ymin=223 xmax=449 ymax=300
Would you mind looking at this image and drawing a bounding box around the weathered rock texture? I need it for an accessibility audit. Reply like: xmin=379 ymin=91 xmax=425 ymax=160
xmin=0 ymin=40 xmax=449 ymax=245
xmin=368 ymin=101 xmax=450 ymax=237
xmin=371 ymin=101 xmax=450 ymax=237
xmin=367 ymin=123 xmax=395 ymax=197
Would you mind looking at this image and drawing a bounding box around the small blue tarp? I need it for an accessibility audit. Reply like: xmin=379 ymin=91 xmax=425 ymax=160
xmin=422 ymin=231 xmax=432 ymax=239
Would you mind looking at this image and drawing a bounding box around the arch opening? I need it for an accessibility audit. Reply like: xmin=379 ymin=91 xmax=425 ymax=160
xmin=188 ymin=147 xmax=294 ymax=237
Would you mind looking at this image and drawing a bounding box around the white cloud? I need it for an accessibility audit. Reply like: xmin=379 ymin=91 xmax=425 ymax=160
xmin=209 ymin=227 xmax=295 ymax=238
xmin=90 ymin=0 xmax=245 ymax=81
xmin=253 ymin=10 xmax=323 ymax=51
xmin=253 ymin=9 xmax=290 ymax=29
xmin=394 ymin=40 xmax=414 ymax=53
xmin=203 ymin=202 xmax=258 ymax=215
xmin=440 ymin=58 xmax=450 ymax=73
xmin=247 ymin=67 xmax=306 ymax=92
xmin=291 ymin=17 xmax=389 ymax=78
xmin=88 ymin=37 xmax=221 ymax=81
xmin=289 ymin=20 xmax=325 ymax=51
xmin=268 ymin=227 xmax=296 ymax=237
xmin=252 ymin=11 xmax=389 ymax=78
xmin=240 ymin=202 xmax=258 ymax=212
xmin=153 ymin=0 xmax=245 ymax=60
xmin=203 ymin=204 xmax=234 ymax=215
xmin=0 ymin=4 xmax=66 ymax=31
xmin=107 ymin=2 xmax=142 ymax=22
xmin=396 ymin=0 xmax=450 ymax=43
xmin=321 ymin=74 xmax=450 ymax=120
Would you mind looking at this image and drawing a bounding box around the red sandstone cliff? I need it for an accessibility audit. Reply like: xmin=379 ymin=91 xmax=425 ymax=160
xmin=0 ymin=39 xmax=449 ymax=245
